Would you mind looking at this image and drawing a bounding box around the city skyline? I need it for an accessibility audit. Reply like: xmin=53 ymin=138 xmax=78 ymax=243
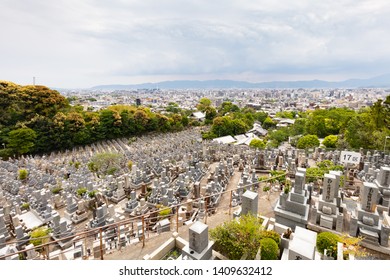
xmin=1 ymin=0 xmax=390 ymax=88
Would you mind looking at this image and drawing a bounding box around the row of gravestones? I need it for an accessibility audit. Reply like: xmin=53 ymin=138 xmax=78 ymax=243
xmin=274 ymin=165 xmax=390 ymax=247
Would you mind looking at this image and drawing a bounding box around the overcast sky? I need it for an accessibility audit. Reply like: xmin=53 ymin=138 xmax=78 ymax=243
xmin=1 ymin=0 xmax=390 ymax=88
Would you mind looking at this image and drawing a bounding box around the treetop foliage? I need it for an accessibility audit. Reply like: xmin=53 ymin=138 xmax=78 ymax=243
xmin=0 ymin=81 xmax=192 ymax=158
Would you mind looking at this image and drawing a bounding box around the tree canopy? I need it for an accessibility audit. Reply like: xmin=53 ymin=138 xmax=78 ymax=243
xmin=296 ymin=134 xmax=320 ymax=149
xmin=0 ymin=81 xmax=192 ymax=158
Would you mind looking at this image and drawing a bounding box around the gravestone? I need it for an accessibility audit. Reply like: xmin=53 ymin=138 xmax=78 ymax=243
xmin=376 ymin=166 xmax=390 ymax=187
xmin=274 ymin=169 xmax=310 ymax=230
xmin=181 ymin=221 xmax=214 ymax=260
xmin=349 ymin=182 xmax=390 ymax=246
xmin=322 ymin=174 xmax=337 ymax=202
xmin=241 ymin=190 xmax=258 ymax=216
xmin=361 ymin=182 xmax=378 ymax=212
xmin=311 ymin=172 xmax=345 ymax=231
xmin=0 ymin=214 xmax=10 ymax=241
xmin=294 ymin=172 xmax=305 ymax=194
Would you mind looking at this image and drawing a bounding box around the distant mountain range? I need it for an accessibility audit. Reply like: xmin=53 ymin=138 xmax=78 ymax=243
xmin=91 ymin=74 xmax=390 ymax=90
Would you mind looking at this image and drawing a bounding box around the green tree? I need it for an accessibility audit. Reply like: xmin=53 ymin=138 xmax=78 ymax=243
xmin=196 ymin=97 xmax=212 ymax=112
xmin=262 ymin=116 xmax=276 ymax=129
xmin=306 ymin=160 xmax=344 ymax=183
xmin=384 ymin=95 xmax=390 ymax=126
xmin=370 ymin=99 xmax=385 ymax=129
xmin=8 ymin=128 xmax=37 ymax=155
xmin=289 ymin=118 xmax=307 ymax=136
xmin=211 ymin=116 xmax=234 ymax=137
xmin=268 ymin=127 xmax=289 ymax=145
xmin=88 ymin=152 xmax=123 ymax=176
xmin=275 ymin=111 xmax=296 ymax=119
xmin=249 ymin=139 xmax=267 ymax=149
xmin=305 ymin=108 xmax=355 ymax=138
xmin=296 ymin=134 xmax=320 ymax=149
xmin=253 ymin=111 xmax=268 ymax=124
xmin=322 ymin=135 xmax=338 ymax=148
xmin=218 ymin=101 xmax=240 ymax=116
xmin=344 ymin=112 xmax=376 ymax=149
xmin=166 ymin=102 xmax=180 ymax=113
xmin=204 ymin=106 xmax=217 ymax=124
xmin=232 ymin=118 xmax=249 ymax=135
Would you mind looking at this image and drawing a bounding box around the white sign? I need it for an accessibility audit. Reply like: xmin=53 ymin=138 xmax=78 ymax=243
xmin=340 ymin=151 xmax=361 ymax=164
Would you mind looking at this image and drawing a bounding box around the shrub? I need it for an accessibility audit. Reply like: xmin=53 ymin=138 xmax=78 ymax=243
xmin=259 ymin=238 xmax=279 ymax=260
xmin=158 ymin=207 xmax=171 ymax=218
xmin=127 ymin=160 xmax=133 ymax=171
xmin=210 ymin=214 xmax=265 ymax=259
xmin=88 ymin=190 xmax=97 ymax=198
xmin=107 ymin=167 xmax=117 ymax=175
xmin=259 ymin=230 xmax=281 ymax=244
xmin=77 ymin=187 xmax=87 ymax=197
xmin=297 ymin=134 xmax=320 ymax=149
xmin=87 ymin=162 xmax=98 ymax=173
xmin=51 ymin=186 xmax=63 ymax=194
xmin=316 ymin=232 xmax=340 ymax=258
xmin=263 ymin=186 xmax=270 ymax=192
xmin=19 ymin=169 xmax=28 ymax=180
xmin=322 ymin=135 xmax=338 ymax=148
xmin=270 ymin=170 xmax=286 ymax=184
xmin=30 ymin=226 xmax=52 ymax=248
xmin=21 ymin=203 xmax=30 ymax=210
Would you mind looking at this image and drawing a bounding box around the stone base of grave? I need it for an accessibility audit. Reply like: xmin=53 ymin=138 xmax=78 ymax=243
xmin=181 ymin=241 xmax=214 ymax=260
xmin=359 ymin=227 xmax=380 ymax=245
xmin=109 ymin=194 xmax=126 ymax=203
xmin=51 ymin=233 xmax=76 ymax=249
xmin=130 ymin=183 xmax=143 ymax=190
xmin=274 ymin=202 xmax=309 ymax=231
xmin=64 ymin=210 xmax=77 ymax=221
xmin=71 ymin=211 xmax=89 ymax=224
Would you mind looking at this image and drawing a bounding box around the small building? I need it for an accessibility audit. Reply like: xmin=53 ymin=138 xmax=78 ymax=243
xmin=191 ymin=111 xmax=206 ymax=122
xmin=212 ymin=135 xmax=236 ymax=145
xmin=247 ymin=122 xmax=268 ymax=137
xmin=276 ymin=118 xmax=295 ymax=128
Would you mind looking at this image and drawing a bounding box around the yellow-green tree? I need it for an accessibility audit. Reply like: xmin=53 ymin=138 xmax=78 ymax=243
xmin=8 ymin=128 xmax=37 ymax=155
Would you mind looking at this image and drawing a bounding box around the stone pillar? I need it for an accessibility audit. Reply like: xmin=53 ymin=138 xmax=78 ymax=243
xmin=380 ymin=226 xmax=390 ymax=247
xmin=349 ymin=216 xmax=358 ymax=237
xmin=361 ymin=182 xmax=378 ymax=213
xmin=336 ymin=213 xmax=344 ymax=232
xmin=241 ymin=190 xmax=258 ymax=216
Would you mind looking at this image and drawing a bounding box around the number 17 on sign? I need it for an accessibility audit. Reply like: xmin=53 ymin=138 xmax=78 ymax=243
xmin=340 ymin=151 xmax=361 ymax=164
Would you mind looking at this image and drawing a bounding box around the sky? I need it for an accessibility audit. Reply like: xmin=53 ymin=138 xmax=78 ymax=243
xmin=1 ymin=0 xmax=390 ymax=88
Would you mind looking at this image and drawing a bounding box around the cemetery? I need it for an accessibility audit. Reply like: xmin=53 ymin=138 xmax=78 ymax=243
xmin=0 ymin=127 xmax=389 ymax=260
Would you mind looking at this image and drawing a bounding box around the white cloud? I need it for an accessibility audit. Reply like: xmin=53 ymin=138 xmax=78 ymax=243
xmin=1 ymin=0 xmax=390 ymax=87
